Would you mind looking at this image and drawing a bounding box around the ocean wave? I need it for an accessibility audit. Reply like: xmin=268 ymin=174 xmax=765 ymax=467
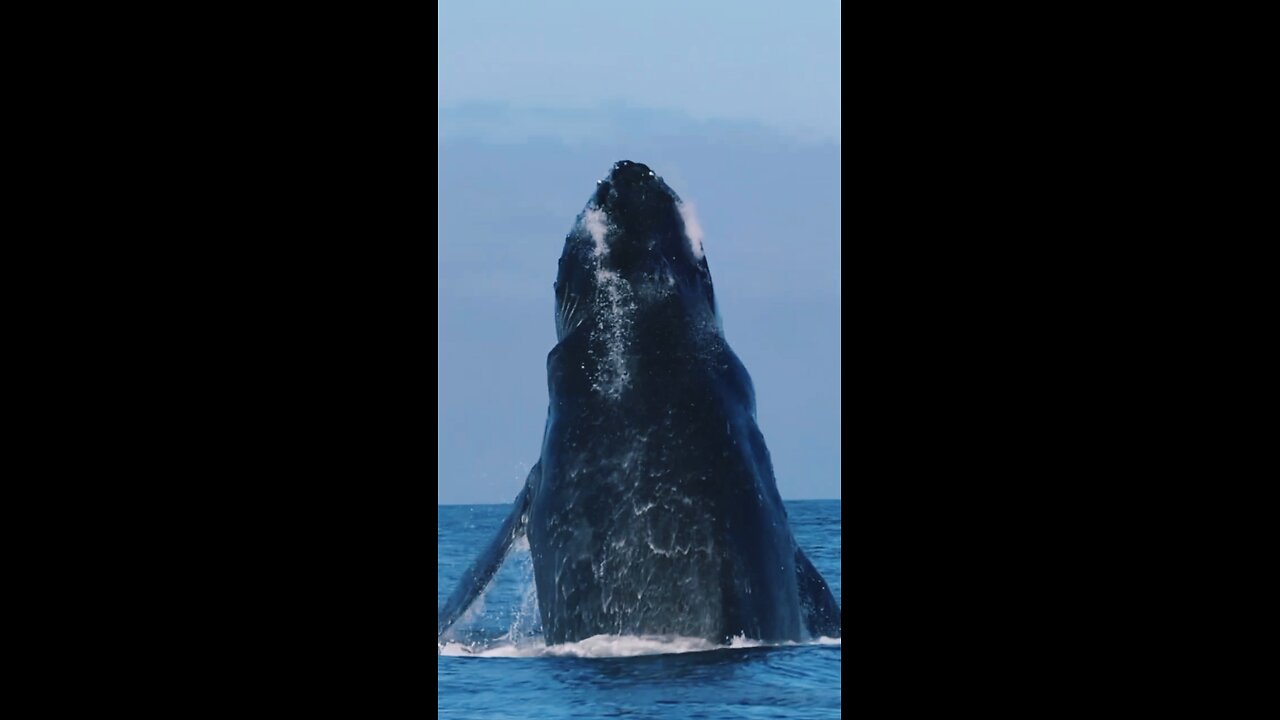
xmin=439 ymin=634 xmax=841 ymax=659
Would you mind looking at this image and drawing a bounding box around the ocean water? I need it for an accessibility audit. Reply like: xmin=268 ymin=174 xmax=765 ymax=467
xmin=438 ymin=499 xmax=842 ymax=719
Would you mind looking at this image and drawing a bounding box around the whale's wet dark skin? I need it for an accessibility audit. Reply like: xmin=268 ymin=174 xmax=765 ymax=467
xmin=438 ymin=161 xmax=840 ymax=645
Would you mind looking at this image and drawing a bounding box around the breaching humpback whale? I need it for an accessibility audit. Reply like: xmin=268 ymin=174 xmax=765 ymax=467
xmin=438 ymin=161 xmax=840 ymax=645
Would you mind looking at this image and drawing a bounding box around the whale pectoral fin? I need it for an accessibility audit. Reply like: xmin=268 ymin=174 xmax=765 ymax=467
xmin=437 ymin=461 xmax=540 ymax=641
xmin=796 ymin=547 xmax=841 ymax=639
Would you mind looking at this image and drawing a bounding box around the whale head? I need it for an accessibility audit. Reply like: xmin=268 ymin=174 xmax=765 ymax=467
xmin=554 ymin=161 xmax=717 ymax=342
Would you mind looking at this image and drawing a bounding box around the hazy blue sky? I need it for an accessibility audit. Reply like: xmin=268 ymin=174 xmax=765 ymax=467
xmin=439 ymin=1 xmax=841 ymax=504
xmin=438 ymin=0 xmax=841 ymax=142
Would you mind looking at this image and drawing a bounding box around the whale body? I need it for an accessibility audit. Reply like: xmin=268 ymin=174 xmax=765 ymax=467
xmin=438 ymin=161 xmax=840 ymax=645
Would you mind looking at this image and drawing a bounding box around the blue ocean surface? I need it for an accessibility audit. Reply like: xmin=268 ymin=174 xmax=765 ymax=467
xmin=438 ymin=499 xmax=842 ymax=719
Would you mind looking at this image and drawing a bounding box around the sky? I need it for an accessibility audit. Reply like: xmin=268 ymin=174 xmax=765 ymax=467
xmin=438 ymin=0 xmax=841 ymax=143
xmin=439 ymin=1 xmax=841 ymax=504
